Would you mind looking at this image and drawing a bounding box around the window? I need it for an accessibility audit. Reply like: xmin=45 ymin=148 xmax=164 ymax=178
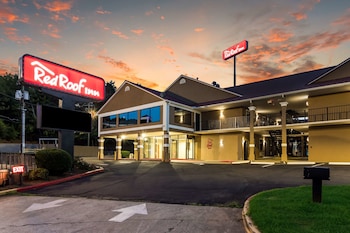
xmin=174 ymin=108 xmax=192 ymax=126
xmin=118 ymin=111 xmax=138 ymax=126
xmin=140 ymin=106 xmax=161 ymax=124
xmin=102 ymin=115 xmax=116 ymax=128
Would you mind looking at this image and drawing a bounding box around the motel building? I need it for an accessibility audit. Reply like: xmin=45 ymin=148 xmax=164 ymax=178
xmin=97 ymin=57 xmax=350 ymax=164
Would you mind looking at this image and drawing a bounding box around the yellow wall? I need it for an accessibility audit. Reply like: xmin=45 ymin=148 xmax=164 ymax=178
xmin=74 ymin=146 xmax=98 ymax=157
xmin=199 ymin=133 xmax=243 ymax=161
xmin=309 ymin=92 xmax=350 ymax=108
xmin=309 ymin=125 xmax=350 ymax=162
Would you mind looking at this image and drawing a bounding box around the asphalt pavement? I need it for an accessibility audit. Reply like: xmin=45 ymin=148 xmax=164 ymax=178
xmin=1 ymin=158 xmax=350 ymax=233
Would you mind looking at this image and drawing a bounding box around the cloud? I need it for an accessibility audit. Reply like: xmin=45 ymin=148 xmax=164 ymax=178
xmin=0 ymin=7 xmax=29 ymax=24
xmin=267 ymin=28 xmax=294 ymax=42
xmin=33 ymin=0 xmax=78 ymax=23
xmin=292 ymin=57 xmax=324 ymax=73
xmin=145 ymin=11 xmax=153 ymax=16
xmin=290 ymin=12 xmax=307 ymax=21
xmin=98 ymin=55 xmax=132 ymax=72
xmin=98 ymin=55 xmax=159 ymax=89
xmin=194 ymin=27 xmax=205 ymax=32
xmin=131 ymin=29 xmax=144 ymax=36
xmin=42 ymin=23 xmax=61 ymax=38
xmin=112 ymin=30 xmax=128 ymax=39
xmin=4 ymin=27 xmax=31 ymax=43
xmin=96 ymin=9 xmax=111 ymax=15
xmin=160 ymin=15 xmax=165 ymax=20
xmin=157 ymin=45 xmax=175 ymax=56
xmin=332 ymin=8 xmax=350 ymax=26
xmin=290 ymin=0 xmax=320 ymax=21
xmin=36 ymin=0 xmax=73 ymax=12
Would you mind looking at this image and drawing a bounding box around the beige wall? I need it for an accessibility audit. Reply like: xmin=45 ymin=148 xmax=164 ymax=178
xmin=74 ymin=146 xmax=98 ymax=157
xmin=199 ymin=133 xmax=243 ymax=161
xmin=99 ymin=83 xmax=162 ymax=114
xmin=309 ymin=125 xmax=350 ymax=162
xmin=309 ymin=92 xmax=350 ymax=108
xmin=202 ymin=108 xmax=245 ymax=121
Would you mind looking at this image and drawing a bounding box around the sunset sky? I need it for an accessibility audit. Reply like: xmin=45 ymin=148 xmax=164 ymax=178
xmin=0 ymin=0 xmax=349 ymax=91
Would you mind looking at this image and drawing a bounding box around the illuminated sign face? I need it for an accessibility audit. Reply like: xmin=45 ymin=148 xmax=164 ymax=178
xmin=222 ymin=40 xmax=248 ymax=60
xmin=19 ymin=54 xmax=105 ymax=101
xmin=12 ymin=165 xmax=25 ymax=173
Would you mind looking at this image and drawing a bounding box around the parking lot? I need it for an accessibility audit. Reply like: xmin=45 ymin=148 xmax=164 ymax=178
xmin=24 ymin=161 xmax=350 ymax=206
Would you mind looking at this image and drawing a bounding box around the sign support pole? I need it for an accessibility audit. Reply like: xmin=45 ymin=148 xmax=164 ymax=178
xmin=20 ymin=85 xmax=27 ymax=166
xmin=233 ymin=56 xmax=236 ymax=87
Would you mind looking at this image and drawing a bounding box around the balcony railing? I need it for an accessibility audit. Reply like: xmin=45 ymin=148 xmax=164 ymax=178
xmin=309 ymin=105 xmax=350 ymax=122
xmin=201 ymin=104 xmax=350 ymax=131
xmin=202 ymin=116 xmax=249 ymax=130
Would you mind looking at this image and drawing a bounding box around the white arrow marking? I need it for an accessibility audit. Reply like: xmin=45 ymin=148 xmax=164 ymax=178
xmin=109 ymin=203 xmax=148 ymax=222
xmin=23 ymin=199 xmax=67 ymax=213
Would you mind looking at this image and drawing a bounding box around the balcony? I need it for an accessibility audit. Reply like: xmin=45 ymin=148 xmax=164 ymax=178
xmin=202 ymin=116 xmax=249 ymax=130
xmin=309 ymin=104 xmax=350 ymax=122
xmin=201 ymin=104 xmax=350 ymax=131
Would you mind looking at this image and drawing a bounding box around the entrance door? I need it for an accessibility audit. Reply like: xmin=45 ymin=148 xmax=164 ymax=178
xmin=170 ymin=135 xmax=194 ymax=160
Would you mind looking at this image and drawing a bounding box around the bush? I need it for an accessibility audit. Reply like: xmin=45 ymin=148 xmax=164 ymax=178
xmin=28 ymin=168 xmax=49 ymax=180
xmin=121 ymin=150 xmax=130 ymax=158
xmin=35 ymin=149 xmax=72 ymax=176
xmin=73 ymin=157 xmax=96 ymax=171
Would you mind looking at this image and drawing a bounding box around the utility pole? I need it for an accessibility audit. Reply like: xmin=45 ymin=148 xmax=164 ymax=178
xmin=15 ymin=86 xmax=29 ymax=160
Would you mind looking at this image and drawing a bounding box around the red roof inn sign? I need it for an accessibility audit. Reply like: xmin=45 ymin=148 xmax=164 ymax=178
xmin=19 ymin=54 xmax=105 ymax=101
xmin=222 ymin=40 xmax=248 ymax=60
xmin=222 ymin=40 xmax=248 ymax=86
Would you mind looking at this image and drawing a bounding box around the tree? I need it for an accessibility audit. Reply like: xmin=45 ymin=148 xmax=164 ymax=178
xmin=0 ymin=73 xmax=117 ymax=145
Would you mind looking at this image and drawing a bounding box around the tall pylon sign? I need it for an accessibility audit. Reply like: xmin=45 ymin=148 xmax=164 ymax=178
xmin=222 ymin=40 xmax=248 ymax=87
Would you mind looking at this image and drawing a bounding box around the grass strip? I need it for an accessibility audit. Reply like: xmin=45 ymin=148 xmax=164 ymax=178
xmin=248 ymin=185 xmax=350 ymax=233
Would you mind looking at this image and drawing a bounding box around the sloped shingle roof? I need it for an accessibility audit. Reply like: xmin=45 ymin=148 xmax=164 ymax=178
xmin=225 ymin=67 xmax=335 ymax=100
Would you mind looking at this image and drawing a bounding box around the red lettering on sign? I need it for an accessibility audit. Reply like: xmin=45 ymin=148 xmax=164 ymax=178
xmin=12 ymin=166 xmax=25 ymax=173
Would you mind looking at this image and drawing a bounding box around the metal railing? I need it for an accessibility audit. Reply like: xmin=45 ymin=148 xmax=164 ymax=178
xmin=202 ymin=116 xmax=250 ymax=130
xmin=309 ymin=104 xmax=350 ymax=122
xmin=201 ymin=104 xmax=350 ymax=131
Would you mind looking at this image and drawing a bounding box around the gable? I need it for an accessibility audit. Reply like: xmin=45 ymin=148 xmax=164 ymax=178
xmin=166 ymin=75 xmax=240 ymax=105
xmin=98 ymin=82 xmax=163 ymax=114
xmin=309 ymin=57 xmax=350 ymax=85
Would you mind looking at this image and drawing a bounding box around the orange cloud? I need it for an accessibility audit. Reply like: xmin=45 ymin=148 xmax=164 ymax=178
xmin=131 ymin=29 xmax=144 ymax=36
xmin=4 ymin=27 xmax=31 ymax=43
xmin=290 ymin=12 xmax=307 ymax=21
xmin=0 ymin=8 xmax=17 ymax=24
xmin=0 ymin=7 xmax=28 ymax=24
xmin=160 ymin=16 xmax=165 ymax=20
xmin=42 ymin=24 xmax=61 ymax=38
xmin=157 ymin=45 xmax=175 ymax=56
xmin=112 ymin=30 xmax=128 ymax=39
xmin=145 ymin=11 xmax=153 ymax=16
xmin=332 ymin=8 xmax=350 ymax=26
xmin=290 ymin=0 xmax=320 ymax=21
xmin=71 ymin=15 xmax=79 ymax=22
xmin=194 ymin=27 xmax=205 ymax=32
xmin=98 ymin=55 xmax=132 ymax=72
xmin=268 ymin=29 xmax=293 ymax=42
xmin=43 ymin=1 xmax=73 ymax=12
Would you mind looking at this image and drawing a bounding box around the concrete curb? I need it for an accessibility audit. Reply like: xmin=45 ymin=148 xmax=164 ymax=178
xmin=242 ymin=195 xmax=261 ymax=233
xmin=16 ymin=167 xmax=104 ymax=193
